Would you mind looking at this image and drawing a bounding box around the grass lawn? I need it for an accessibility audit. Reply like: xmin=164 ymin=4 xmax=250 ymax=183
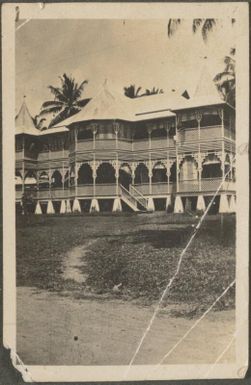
xmin=16 ymin=212 xmax=235 ymax=317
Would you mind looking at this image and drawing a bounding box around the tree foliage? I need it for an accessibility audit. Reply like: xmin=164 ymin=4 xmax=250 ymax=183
xmin=40 ymin=73 xmax=89 ymax=127
xmin=124 ymin=84 xmax=142 ymax=98
xmin=214 ymin=48 xmax=235 ymax=107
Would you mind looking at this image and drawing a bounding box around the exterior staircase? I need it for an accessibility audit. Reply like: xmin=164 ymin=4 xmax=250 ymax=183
xmin=119 ymin=184 xmax=148 ymax=212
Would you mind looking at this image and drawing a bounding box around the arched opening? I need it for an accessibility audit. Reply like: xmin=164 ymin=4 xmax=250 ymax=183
xmin=38 ymin=171 xmax=49 ymax=189
xmin=135 ymin=163 xmax=149 ymax=184
xmin=152 ymin=162 xmax=167 ymax=183
xmin=202 ymin=154 xmax=222 ymax=178
xmin=78 ymin=163 xmax=93 ymax=185
xmin=180 ymin=157 xmax=197 ymax=181
xmin=170 ymin=162 xmax=177 ymax=182
xmin=51 ymin=170 xmax=62 ymax=188
xmin=119 ymin=163 xmax=132 ymax=190
xmin=96 ymin=163 xmax=115 ymax=184
xmin=24 ymin=170 xmax=37 ymax=190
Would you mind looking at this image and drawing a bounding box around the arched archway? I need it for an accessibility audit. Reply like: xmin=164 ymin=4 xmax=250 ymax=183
xmin=135 ymin=163 xmax=149 ymax=184
xmin=119 ymin=163 xmax=132 ymax=189
xmin=180 ymin=156 xmax=198 ymax=181
xmin=51 ymin=170 xmax=62 ymax=188
xmin=24 ymin=170 xmax=37 ymax=189
xmin=152 ymin=162 xmax=167 ymax=183
xmin=202 ymin=154 xmax=222 ymax=178
xmin=78 ymin=163 xmax=93 ymax=185
xmin=38 ymin=171 xmax=49 ymax=189
xmin=96 ymin=163 xmax=115 ymax=184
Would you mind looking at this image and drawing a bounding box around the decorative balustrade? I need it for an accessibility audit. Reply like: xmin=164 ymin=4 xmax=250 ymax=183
xmin=133 ymin=182 xmax=174 ymax=195
xmin=15 ymin=178 xmax=236 ymax=201
xmin=178 ymin=178 xmax=236 ymax=193
xmin=133 ymin=139 xmax=149 ymax=151
xmin=178 ymin=125 xmax=222 ymax=143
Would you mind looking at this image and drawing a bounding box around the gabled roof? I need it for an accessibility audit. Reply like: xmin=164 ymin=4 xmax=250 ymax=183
xmin=15 ymin=99 xmax=40 ymax=136
xmin=61 ymin=81 xmax=133 ymax=125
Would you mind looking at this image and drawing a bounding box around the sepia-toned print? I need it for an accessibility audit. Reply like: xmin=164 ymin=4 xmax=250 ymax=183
xmin=2 ymin=2 xmax=249 ymax=382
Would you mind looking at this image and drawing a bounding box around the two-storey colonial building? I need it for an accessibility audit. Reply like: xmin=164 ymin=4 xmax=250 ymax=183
xmin=15 ymin=73 xmax=236 ymax=214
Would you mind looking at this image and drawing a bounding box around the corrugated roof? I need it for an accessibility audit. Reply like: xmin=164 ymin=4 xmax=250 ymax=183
xmin=15 ymin=99 xmax=40 ymax=136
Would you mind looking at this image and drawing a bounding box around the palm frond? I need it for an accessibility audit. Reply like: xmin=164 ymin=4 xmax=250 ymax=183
xmin=230 ymin=47 xmax=236 ymax=56
xmin=201 ymin=19 xmax=216 ymax=41
xmin=41 ymin=100 xmax=64 ymax=109
xmin=48 ymin=86 xmax=68 ymax=103
xmin=192 ymin=19 xmax=203 ymax=33
xmin=76 ymin=98 xmax=91 ymax=108
xmin=167 ymin=19 xmax=182 ymax=37
xmin=40 ymin=105 xmax=63 ymax=116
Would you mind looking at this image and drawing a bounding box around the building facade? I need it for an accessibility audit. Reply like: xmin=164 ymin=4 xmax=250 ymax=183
xmin=15 ymin=77 xmax=236 ymax=214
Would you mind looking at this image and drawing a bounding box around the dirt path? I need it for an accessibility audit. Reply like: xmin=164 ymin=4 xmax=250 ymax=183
xmin=62 ymin=240 xmax=96 ymax=283
xmin=17 ymin=287 xmax=235 ymax=366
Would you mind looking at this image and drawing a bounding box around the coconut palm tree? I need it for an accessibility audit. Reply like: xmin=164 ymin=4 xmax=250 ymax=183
xmin=168 ymin=19 xmax=235 ymax=42
xmin=33 ymin=115 xmax=47 ymax=131
xmin=214 ymin=48 xmax=235 ymax=106
xmin=40 ymin=73 xmax=89 ymax=127
xmin=143 ymin=87 xmax=164 ymax=96
xmin=124 ymin=84 xmax=142 ymax=98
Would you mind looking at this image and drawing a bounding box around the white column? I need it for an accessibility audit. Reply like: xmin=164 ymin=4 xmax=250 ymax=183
xmin=218 ymin=108 xmax=225 ymax=184
xmin=148 ymin=156 xmax=152 ymax=195
xmin=196 ymin=195 xmax=206 ymax=212
xmin=219 ymin=194 xmax=229 ymax=214
xmin=195 ymin=111 xmax=203 ymax=192
xmin=131 ymin=163 xmax=135 ymax=186
xmin=66 ymin=199 xmax=72 ymax=213
xmin=147 ymin=197 xmax=155 ymax=212
xmin=73 ymin=198 xmax=81 ymax=213
xmin=166 ymin=195 xmax=171 ymax=211
xmin=113 ymin=197 xmax=122 ymax=212
xmin=74 ymin=163 xmax=79 ymax=197
xmin=60 ymin=200 xmax=66 ymax=214
xmin=22 ymin=136 xmax=25 ymax=194
xmin=167 ymin=170 xmax=170 ymax=194
xmin=91 ymin=124 xmax=98 ymax=199
xmin=90 ymin=198 xmax=100 ymax=213
xmin=229 ymin=195 xmax=236 ymax=213
xmin=147 ymin=127 xmax=152 ymax=150
xmin=174 ymin=196 xmax=184 ymax=214
xmin=35 ymin=201 xmax=42 ymax=214
xmin=115 ymin=156 xmax=119 ymax=196
xmin=47 ymin=200 xmax=55 ymax=214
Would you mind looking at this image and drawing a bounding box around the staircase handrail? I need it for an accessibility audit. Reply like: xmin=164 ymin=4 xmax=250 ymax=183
xmin=129 ymin=185 xmax=148 ymax=208
xmin=119 ymin=184 xmax=146 ymax=209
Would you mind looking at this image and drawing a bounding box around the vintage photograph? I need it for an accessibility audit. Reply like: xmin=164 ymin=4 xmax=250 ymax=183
xmin=2 ymin=2 xmax=249 ymax=382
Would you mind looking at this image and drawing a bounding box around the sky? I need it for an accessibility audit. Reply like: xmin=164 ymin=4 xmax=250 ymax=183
xmin=15 ymin=18 xmax=236 ymax=117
